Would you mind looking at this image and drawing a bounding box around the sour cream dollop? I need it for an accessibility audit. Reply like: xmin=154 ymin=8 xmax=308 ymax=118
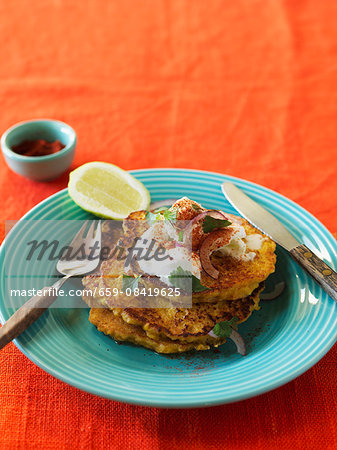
xmin=218 ymin=222 xmax=265 ymax=262
xmin=134 ymin=220 xmax=201 ymax=287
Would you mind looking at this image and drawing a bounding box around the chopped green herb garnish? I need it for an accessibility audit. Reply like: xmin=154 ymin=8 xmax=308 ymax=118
xmin=146 ymin=207 xmax=177 ymax=225
xmin=191 ymin=203 xmax=202 ymax=211
xmin=168 ymin=266 xmax=209 ymax=293
xmin=122 ymin=274 xmax=141 ymax=292
xmin=162 ymin=208 xmax=177 ymax=221
xmin=202 ymin=215 xmax=232 ymax=233
xmin=192 ymin=276 xmax=210 ymax=293
xmin=178 ymin=230 xmax=184 ymax=242
xmin=212 ymin=317 xmax=238 ymax=338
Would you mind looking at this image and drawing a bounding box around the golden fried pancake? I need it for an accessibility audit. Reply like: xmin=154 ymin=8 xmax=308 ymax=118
xmin=112 ymin=284 xmax=263 ymax=343
xmin=82 ymin=199 xmax=275 ymax=355
xmin=89 ymin=308 xmax=227 ymax=353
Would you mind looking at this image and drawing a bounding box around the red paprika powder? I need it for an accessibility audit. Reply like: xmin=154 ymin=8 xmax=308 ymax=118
xmin=11 ymin=139 xmax=65 ymax=157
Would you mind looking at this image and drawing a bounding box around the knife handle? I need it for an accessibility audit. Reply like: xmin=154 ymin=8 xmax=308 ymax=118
xmin=0 ymin=286 xmax=58 ymax=351
xmin=290 ymin=244 xmax=337 ymax=302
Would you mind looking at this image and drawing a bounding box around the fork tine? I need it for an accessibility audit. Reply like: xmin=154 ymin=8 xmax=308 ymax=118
xmin=85 ymin=220 xmax=96 ymax=242
xmin=69 ymin=220 xmax=89 ymax=247
xmin=95 ymin=220 xmax=102 ymax=240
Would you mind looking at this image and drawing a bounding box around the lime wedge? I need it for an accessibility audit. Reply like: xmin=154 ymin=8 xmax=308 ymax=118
xmin=68 ymin=162 xmax=150 ymax=219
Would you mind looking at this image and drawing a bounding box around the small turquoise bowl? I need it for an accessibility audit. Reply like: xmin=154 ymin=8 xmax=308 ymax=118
xmin=1 ymin=119 xmax=76 ymax=181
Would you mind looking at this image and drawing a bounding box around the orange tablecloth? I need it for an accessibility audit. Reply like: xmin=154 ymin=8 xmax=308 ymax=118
xmin=0 ymin=1 xmax=336 ymax=448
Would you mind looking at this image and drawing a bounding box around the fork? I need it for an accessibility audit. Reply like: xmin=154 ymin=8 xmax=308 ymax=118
xmin=0 ymin=220 xmax=101 ymax=350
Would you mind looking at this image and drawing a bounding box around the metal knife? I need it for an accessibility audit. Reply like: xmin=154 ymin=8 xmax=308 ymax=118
xmin=222 ymin=182 xmax=337 ymax=302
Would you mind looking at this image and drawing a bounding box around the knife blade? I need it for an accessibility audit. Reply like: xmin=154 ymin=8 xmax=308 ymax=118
xmin=222 ymin=182 xmax=337 ymax=302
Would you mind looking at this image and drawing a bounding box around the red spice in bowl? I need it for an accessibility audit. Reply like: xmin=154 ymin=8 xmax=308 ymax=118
xmin=11 ymin=139 xmax=65 ymax=157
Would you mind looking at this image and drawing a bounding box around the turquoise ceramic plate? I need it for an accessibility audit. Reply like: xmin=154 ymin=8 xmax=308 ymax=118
xmin=1 ymin=169 xmax=337 ymax=408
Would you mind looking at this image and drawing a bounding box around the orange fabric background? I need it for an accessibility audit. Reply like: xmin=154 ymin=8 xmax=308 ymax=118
xmin=0 ymin=1 xmax=336 ymax=448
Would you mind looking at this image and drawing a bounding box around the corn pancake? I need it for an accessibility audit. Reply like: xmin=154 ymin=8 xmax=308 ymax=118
xmin=82 ymin=275 xmax=262 ymax=346
xmin=112 ymin=284 xmax=263 ymax=343
xmin=89 ymin=308 xmax=227 ymax=353
xmin=81 ymin=199 xmax=275 ymax=354
xmin=121 ymin=210 xmax=276 ymax=302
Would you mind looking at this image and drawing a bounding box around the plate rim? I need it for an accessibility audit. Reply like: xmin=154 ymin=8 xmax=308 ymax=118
xmin=1 ymin=168 xmax=337 ymax=408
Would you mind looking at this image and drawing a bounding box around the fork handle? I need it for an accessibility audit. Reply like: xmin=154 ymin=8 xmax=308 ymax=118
xmin=0 ymin=286 xmax=58 ymax=350
xmin=290 ymin=244 xmax=337 ymax=302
